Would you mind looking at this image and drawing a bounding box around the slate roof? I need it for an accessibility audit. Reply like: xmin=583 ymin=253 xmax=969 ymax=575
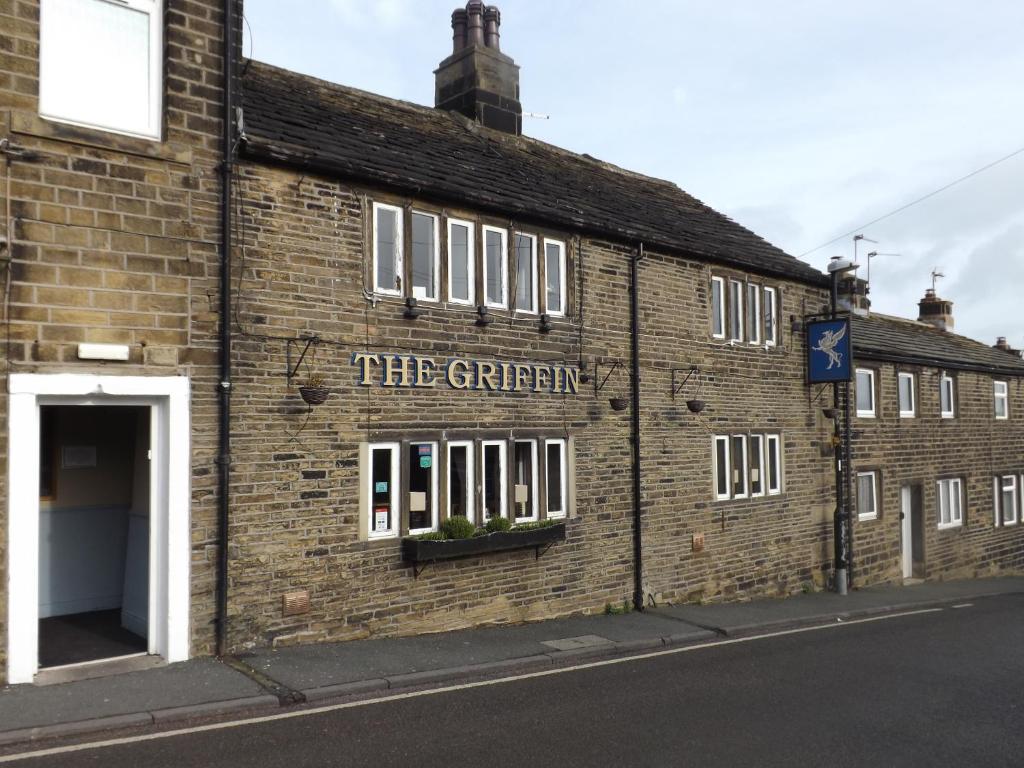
xmin=852 ymin=313 xmax=1024 ymax=376
xmin=238 ymin=60 xmax=826 ymax=286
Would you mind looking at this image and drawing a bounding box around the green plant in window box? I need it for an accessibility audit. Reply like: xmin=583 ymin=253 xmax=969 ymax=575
xmin=484 ymin=516 xmax=513 ymax=533
xmin=439 ymin=515 xmax=477 ymax=540
xmin=511 ymin=519 xmax=559 ymax=532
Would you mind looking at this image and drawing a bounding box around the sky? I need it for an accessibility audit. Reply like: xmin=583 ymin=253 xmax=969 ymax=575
xmin=242 ymin=0 xmax=1024 ymax=347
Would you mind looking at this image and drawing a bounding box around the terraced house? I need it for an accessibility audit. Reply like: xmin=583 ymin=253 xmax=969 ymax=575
xmin=0 ymin=0 xmax=1020 ymax=686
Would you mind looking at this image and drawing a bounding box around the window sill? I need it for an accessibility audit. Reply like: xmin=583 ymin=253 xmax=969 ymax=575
xmin=857 ymin=514 xmax=878 ymax=522
xmin=401 ymin=521 xmax=566 ymax=565
xmin=12 ymin=111 xmax=191 ymax=165
xmin=937 ymin=522 xmax=963 ymax=531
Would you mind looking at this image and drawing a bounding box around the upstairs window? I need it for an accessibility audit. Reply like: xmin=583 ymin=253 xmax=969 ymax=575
xmin=994 ymin=381 xmax=1009 ymax=420
xmin=763 ymin=287 xmax=778 ymax=346
xmin=373 ymin=203 xmax=404 ymax=296
xmin=728 ymin=280 xmax=744 ymax=342
xmin=482 ymin=227 xmax=508 ymax=309
xmin=898 ymin=372 xmax=916 ymax=418
xmin=711 ymin=277 xmax=725 ymax=338
xmin=513 ymin=233 xmax=538 ymax=313
xmin=746 ymin=284 xmax=761 ymax=345
xmin=855 ymin=368 xmax=876 ymax=418
xmin=447 ymin=219 xmax=475 ymax=305
xmin=411 ymin=212 xmax=440 ymax=301
xmin=544 ymin=239 xmax=567 ymax=317
xmin=39 ymin=0 xmax=163 ymax=139
xmin=940 ymin=374 xmax=956 ymax=418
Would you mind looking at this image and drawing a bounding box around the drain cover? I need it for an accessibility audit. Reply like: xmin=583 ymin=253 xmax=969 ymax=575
xmin=541 ymin=635 xmax=613 ymax=651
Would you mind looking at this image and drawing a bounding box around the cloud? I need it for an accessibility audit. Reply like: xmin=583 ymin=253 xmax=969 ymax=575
xmin=326 ymin=0 xmax=411 ymax=29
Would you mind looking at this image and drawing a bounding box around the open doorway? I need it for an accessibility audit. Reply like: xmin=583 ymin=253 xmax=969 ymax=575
xmin=37 ymin=405 xmax=150 ymax=668
xmin=900 ymin=484 xmax=925 ymax=581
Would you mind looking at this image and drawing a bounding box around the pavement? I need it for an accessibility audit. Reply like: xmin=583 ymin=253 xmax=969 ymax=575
xmin=1 ymin=575 xmax=1021 ymax=748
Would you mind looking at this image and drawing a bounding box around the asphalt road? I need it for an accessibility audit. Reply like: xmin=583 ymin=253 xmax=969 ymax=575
xmin=8 ymin=594 xmax=1024 ymax=767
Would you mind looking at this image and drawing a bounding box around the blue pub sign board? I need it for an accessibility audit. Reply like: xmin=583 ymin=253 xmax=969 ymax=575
xmin=807 ymin=318 xmax=852 ymax=383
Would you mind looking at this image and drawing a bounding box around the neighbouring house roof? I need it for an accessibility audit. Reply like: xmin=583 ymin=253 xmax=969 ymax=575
xmin=238 ymin=59 xmax=827 ymax=287
xmin=852 ymin=313 xmax=1024 ymax=376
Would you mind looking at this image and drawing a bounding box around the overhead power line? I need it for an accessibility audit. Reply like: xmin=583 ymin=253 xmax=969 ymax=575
xmin=798 ymin=143 xmax=1024 ymax=259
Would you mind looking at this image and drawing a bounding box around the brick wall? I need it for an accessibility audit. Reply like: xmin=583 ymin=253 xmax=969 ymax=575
xmin=0 ymin=0 xmax=232 ymax=682
xmin=851 ymin=361 xmax=1024 ymax=585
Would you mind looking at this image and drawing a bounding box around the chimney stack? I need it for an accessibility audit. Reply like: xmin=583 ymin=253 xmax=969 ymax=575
xmin=993 ymin=337 xmax=1023 ymax=358
xmin=435 ymin=3 xmax=522 ymax=135
xmin=918 ymin=288 xmax=954 ymax=332
xmin=836 ymin=272 xmax=871 ymax=315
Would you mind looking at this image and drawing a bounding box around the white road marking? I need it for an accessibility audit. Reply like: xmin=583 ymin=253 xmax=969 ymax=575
xmin=951 ymin=603 xmax=973 ymax=609
xmin=0 ymin=607 xmax=944 ymax=764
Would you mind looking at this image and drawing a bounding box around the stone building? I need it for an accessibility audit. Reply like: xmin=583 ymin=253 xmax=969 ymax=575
xmin=0 ymin=0 xmax=1019 ymax=686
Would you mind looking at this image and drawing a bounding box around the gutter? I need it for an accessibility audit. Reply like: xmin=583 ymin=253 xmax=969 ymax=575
xmin=216 ymin=0 xmax=236 ymax=658
xmin=853 ymin=349 xmax=1024 ymax=378
xmin=630 ymin=244 xmax=644 ymax=611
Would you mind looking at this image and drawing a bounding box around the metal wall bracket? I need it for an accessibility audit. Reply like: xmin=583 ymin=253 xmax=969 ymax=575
xmin=594 ymin=360 xmax=622 ymax=394
xmin=286 ymin=336 xmax=321 ymax=384
xmin=671 ymin=367 xmax=700 ymax=400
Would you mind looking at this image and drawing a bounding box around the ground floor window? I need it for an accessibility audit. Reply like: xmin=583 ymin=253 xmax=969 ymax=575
xmin=937 ymin=477 xmax=963 ymax=529
xmin=713 ymin=432 xmax=783 ymax=501
xmin=856 ymin=471 xmax=878 ymax=521
xmin=364 ymin=434 xmax=571 ymax=537
xmin=994 ymin=474 xmax=1019 ymax=527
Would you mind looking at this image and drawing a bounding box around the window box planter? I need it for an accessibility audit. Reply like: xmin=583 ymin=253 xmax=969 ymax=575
xmin=402 ymin=521 xmax=566 ymax=574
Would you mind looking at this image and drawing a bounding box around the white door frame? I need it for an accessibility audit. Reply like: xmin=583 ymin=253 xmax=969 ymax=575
xmin=900 ymin=484 xmax=913 ymax=579
xmin=7 ymin=374 xmax=191 ymax=684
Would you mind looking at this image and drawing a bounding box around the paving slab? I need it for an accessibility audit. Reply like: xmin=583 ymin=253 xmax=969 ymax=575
xmin=244 ymin=610 xmax=707 ymax=692
xmin=0 ymin=658 xmax=264 ymax=732
xmin=653 ymin=577 xmax=1024 ymax=636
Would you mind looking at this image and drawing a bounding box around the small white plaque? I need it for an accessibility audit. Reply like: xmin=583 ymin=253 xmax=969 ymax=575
xmin=514 ymin=484 xmax=529 ymax=504
xmin=78 ymin=343 xmax=130 ymax=361
xmin=409 ymin=491 xmax=426 ymax=512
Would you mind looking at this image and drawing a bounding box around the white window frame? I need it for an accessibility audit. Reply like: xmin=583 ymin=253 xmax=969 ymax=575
xmin=39 ymin=0 xmax=164 ymax=140
xmin=765 ymin=434 xmax=782 ymax=495
xmin=994 ymin=380 xmax=1009 ymax=420
xmin=994 ymin=474 xmax=1018 ymax=527
xmin=746 ymin=283 xmax=761 ymax=345
xmin=410 ymin=211 xmax=440 ymax=303
xmin=749 ymin=434 xmax=765 ymax=497
xmin=372 ymin=202 xmax=404 ymax=297
xmin=763 ymin=286 xmax=777 ymax=347
xmin=731 ymin=435 xmax=748 ymax=499
xmin=480 ymin=439 xmax=508 ymax=520
xmin=512 ymin=439 xmax=539 ymax=522
xmin=512 ymin=232 xmax=539 ymax=315
xmin=544 ymin=438 xmax=567 ymax=519
xmin=856 ymin=471 xmax=878 ymax=522
xmin=711 ymin=276 xmax=725 ymax=339
xmin=366 ymin=442 xmax=400 ymax=540
xmin=446 ymin=440 xmax=475 ymax=525
xmin=855 ymin=368 xmax=876 ymax=418
xmin=713 ymin=435 xmax=731 ymax=501
xmin=482 ymin=225 xmax=508 ymax=309
xmin=543 ymin=238 xmax=567 ymax=317
xmin=940 ymin=373 xmax=956 ymax=418
xmin=407 ymin=441 xmax=439 ymax=535
xmin=937 ymin=477 xmax=963 ymax=530
xmin=446 ymin=218 xmax=475 ymax=306
xmin=898 ymin=372 xmax=916 ymax=418
xmin=728 ymin=279 xmax=744 ymax=343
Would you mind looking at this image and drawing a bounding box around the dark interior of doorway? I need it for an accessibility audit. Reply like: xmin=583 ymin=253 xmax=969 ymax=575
xmin=38 ymin=405 xmax=150 ymax=668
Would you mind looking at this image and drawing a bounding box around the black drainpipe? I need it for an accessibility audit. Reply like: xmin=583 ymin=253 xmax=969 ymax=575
xmin=216 ymin=0 xmax=236 ymax=658
xmin=630 ymin=243 xmax=644 ymax=611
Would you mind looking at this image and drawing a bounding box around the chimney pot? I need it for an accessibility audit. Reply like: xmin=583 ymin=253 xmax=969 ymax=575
xmin=451 ymin=9 xmax=468 ymax=53
xmin=466 ymin=0 xmax=485 ymax=46
xmin=483 ymin=6 xmax=501 ymax=50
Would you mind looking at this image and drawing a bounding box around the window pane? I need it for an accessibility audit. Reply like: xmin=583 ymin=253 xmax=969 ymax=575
xmin=40 ymin=0 xmax=155 ymax=136
xmin=485 ymin=230 xmax=505 ymax=305
xmin=375 ymin=207 xmax=400 ymax=292
xmin=408 ymin=443 xmax=435 ymax=531
xmin=941 ymin=378 xmax=953 ymax=414
xmin=731 ymin=436 xmax=747 ymax=496
xmin=747 ymin=285 xmax=760 ymax=343
xmin=514 ymin=234 xmax=535 ymax=311
xmin=749 ymin=435 xmax=763 ymax=495
xmin=763 ymin=288 xmax=776 ymax=344
xmin=767 ymin=437 xmax=779 ymax=492
xmin=546 ymin=241 xmax=564 ymax=314
xmin=448 ymin=444 xmax=471 ymax=519
xmin=411 ymin=213 xmax=436 ymax=300
xmin=729 ymin=281 xmax=743 ymax=340
xmin=711 ymin=280 xmax=724 ymax=336
xmin=715 ymin=438 xmax=729 ymax=498
xmin=856 ymin=371 xmax=873 ymax=413
xmin=939 ymin=481 xmax=950 ymax=525
xmin=371 ymin=447 xmax=394 ymax=534
xmin=546 ymin=441 xmax=564 ymax=515
xmin=513 ymin=441 xmax=536 ymax=519
xmin=857 ymin=474 xmax=875 ymax=518
xmin=482 ymin=442 xmax=505 ymax=519
xmin=899 ymin=375 xmax=914 ymax=413
xmin=449 ymin=223 xmax=471 ymax=302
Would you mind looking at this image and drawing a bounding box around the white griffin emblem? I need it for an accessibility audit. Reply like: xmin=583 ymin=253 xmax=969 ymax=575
xmin=812 ymin=324 xmax=847 ymax=369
